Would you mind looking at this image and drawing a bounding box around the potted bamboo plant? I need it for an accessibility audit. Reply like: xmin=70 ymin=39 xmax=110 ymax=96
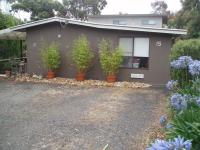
xmin=72 ymin=35 xmax=94 ymax=81
xmin=99 ymin=39 xmax=123 ymax=83
xmin=4 ymin=61 xmax=12 ymax=77
xmin=41 ymin=42 xmax=61 ymax=79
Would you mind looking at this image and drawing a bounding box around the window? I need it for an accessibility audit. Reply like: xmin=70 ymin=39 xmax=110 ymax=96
xmin=119 ymin=37 xmax=149 ymax=69
xmin=134 ymin=38 xmax=149 ymax=57
xmin=141 ymin=19 xmax=156 ymax=25
xmin=113 ymin=20 xmax=127 ymax=25
xmin=119 ymin=38 xmax=133 ymax=56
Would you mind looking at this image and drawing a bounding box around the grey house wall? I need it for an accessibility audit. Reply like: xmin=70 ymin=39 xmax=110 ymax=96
xmin=88 ymin=16 xmax=163 ymax=28
xmin=26 ymin=22 xmax=172 ymax=85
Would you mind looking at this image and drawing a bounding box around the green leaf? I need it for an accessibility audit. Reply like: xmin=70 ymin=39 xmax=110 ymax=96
xmin=72 ymin=35 xmax=94 ymax=73
xmin=41 ymin=42 xmax=61 ymax=71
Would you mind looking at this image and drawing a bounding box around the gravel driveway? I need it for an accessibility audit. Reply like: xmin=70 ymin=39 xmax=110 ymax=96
xmin=0 ymin=80 xmax=166 ymax=150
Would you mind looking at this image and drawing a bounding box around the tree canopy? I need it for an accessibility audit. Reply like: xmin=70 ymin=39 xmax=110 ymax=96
xmin=0 ymin=11 xmax=23 ymax=72
xmin=168 ymin=0 xmax=200 ymax=38
xmin=9 ymin=0 xmax=107 ymax=21
xmin=11 ymin=0 xmax=64 ymax=20
xmin=151 ymin=0 xmax=168 ymax=15
xmin=0 ymin=10 xmax=22 ymax=29
xmin=62 ymin=0 xmax=107 ymax=20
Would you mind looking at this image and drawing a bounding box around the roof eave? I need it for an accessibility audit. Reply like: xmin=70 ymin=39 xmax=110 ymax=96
xmin=10 ymin=17 xmax=187 ymax=36
xmin=67 ymin=20 xmax=187 ymax=35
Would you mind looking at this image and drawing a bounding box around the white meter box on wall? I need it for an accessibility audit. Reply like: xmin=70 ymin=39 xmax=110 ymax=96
xmin=131 ymin=73 xmax=144 ymax=79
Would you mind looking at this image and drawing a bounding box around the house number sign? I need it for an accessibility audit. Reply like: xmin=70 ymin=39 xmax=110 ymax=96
xmin=156 ymin=41 xmax=162 ymax=46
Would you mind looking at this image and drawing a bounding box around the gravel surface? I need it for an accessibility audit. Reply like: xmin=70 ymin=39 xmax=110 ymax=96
xmin=0 ymin=79 xmax=167 ymax=150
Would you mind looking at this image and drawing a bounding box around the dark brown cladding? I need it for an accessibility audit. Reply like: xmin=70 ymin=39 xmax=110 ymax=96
xmin=26 ymin=22 xmax=172 ymax=85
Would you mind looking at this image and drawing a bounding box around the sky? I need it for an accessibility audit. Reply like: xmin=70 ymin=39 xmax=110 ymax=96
xmin=101 ymin=0 xmax=182 ymax=14
xmin=1 ymin=0 xmax=182 ymax=20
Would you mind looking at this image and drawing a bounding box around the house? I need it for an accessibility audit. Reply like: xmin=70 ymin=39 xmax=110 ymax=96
xmin=0 ymin=16 xmax=186 ymax=85
xmin=88 ymin=14 xmax=165 ymax=28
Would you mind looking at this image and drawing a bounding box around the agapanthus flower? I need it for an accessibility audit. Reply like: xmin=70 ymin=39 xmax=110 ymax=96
xmin=170 ymin=60 xmax=180 ymax=69
xmin=196 ymin=97 xmax=200 ymax=106
xmin=178 ymin=56 xmax=193 ymax=68
xmin=166 ymin=80 xmax=178 ymax=90
xmin=170 ymin=93 xmax=187 ymax=111
xmin=146 ymin=139 xmax=172 ymax=150
xmin=166 ymin=123 xmax=173 ymax=129
xmin=146 ymin=136 xmax=192 ymax=150
xmin=171 ymin=56 xmax=193 ymax=69
xmin=171 ymin=136 xmax=192 ymax=150
xmin=160 ymin=115 xmax=167 ymax=126
xmin=189 ymin=60 xmax=200 ymax=76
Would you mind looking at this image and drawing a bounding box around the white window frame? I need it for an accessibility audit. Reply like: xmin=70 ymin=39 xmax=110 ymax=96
xmin=141 ymin=19 xmax=156 ymax=25
xmin=113 ymin=20 xmax=127 ymax=25
xmin=134 ymin=38 xmax=150 ymax=57
xmin=119 ymin=37 xmax=150 ymax=69
xmin=119 ymin=37 xmax=133 ymax=56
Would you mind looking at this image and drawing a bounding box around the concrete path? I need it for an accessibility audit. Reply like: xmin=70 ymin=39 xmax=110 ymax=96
xmin=0 ymin=80 xmax=166 ymax=150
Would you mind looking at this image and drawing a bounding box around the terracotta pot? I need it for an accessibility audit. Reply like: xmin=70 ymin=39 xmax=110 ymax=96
xmin=47 ymin=71 xmax=55 ymax=79
xmin=76 ymin=72 xmax=85 ymax=81
xmin=5 ymin=70 xmax=11 ymax=77
xmin=106 ymin=74 xmax=117 ymax=83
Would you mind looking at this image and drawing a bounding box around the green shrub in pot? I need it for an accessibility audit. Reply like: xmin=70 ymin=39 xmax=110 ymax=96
xmin=99 ymin=39 xmax=123 ymax=83
xmin=41 ymin=42 xmax=61 ymax=79
xmin=72 ymin=35 xmax=94 ymax=81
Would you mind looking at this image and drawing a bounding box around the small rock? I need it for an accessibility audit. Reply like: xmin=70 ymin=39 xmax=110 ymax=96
xmin=15 ymin=74 xmax=151 ymax=89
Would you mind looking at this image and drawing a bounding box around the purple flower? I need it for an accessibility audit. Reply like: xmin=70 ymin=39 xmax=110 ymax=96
xmin=146 ymin=136 xmax=192 ymax=150
xmin=170 ymin=60 xmax=180 ymax=69
xmin=166 ymin=123 xmax=173 ymax=129
xmin=171 ymin=136 xmax=192 ymax=150
xmin=189 ymin=60 xmax=200 ymax=76
xmin=166 ymin=80 xmax=178 ymax=90
xmin=171 ymin=56 xmax=193 ymax=69
xmin=170 ymin=93 xmax=187 ymax=111
xmin=196 ymin=97 xmax=200 ymax=106
xmin=178 ymin=56 xmax=193 ymax=68
xmin=160 ymin=115 xmax=167 ymax=126
xmin=146 ymin=139 xmax=172 ymax=150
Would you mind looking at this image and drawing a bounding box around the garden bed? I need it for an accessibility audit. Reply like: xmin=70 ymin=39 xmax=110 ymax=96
xmin=147 ymin=55 xmax=200 ymax=149
xmin=14 ymin=75 xmax=151 ymax=89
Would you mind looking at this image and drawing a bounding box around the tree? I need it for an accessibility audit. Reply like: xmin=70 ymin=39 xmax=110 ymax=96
xmin=151 ymin=0 xmax=168 ymax=15
xmin=167 ymin=0 xmax=200 ymax=38
xmin=11 ymin=0 xmax=64 ymax=20
xmin=0 ymin=11 xmax=21 ymax=29
xmin=0 ymin=11 xmax=23 ymax=72
xmin=10 ymin=0 xmax=107 ymax=21
xmin=62 ymin=0 xmax=107 ymax=20
xmin=180 ymin=0 xmax=200 ymax=38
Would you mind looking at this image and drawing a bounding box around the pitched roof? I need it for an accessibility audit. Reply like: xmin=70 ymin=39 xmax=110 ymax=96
xmin=1 ymin=17 xmax=186 ymax=40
